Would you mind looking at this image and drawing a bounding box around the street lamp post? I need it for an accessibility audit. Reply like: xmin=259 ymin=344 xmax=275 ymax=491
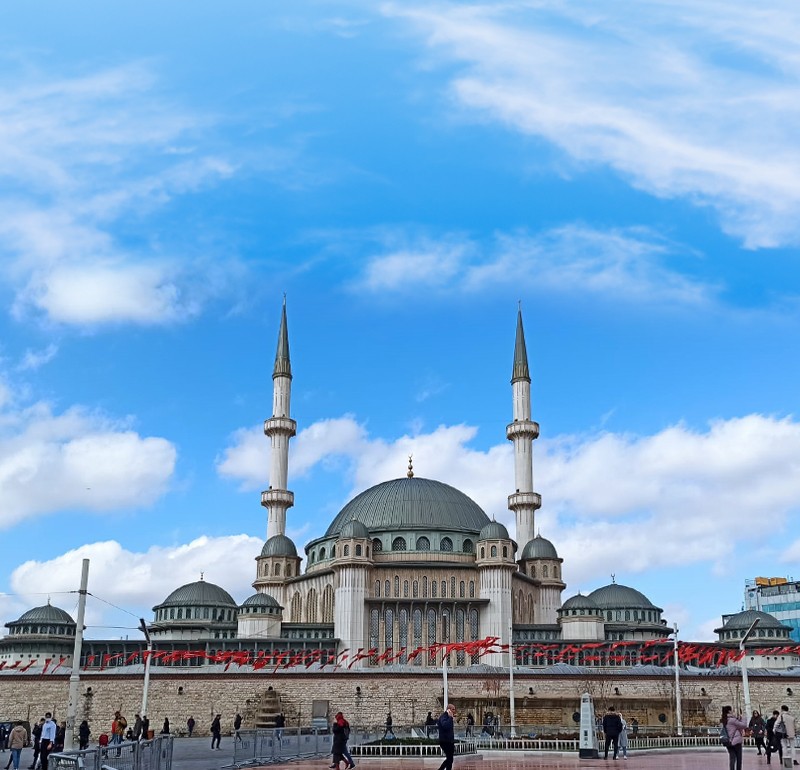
xmin=740 ymin=618 xmax=761 ymax=718
xmin=672 ymin=623 xmax=683 ymax=737
xmin=139 ymin=618 xmax=153 ymax=721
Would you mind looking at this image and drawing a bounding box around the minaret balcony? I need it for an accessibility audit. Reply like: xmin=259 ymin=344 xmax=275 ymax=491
xmin=506 ymin=420 xmax=539 ymax=440
xmin=508 ymin=491 xmax=542 ymax=510
xmin=261 ymin=489 xmax=295 ymax=508
xmin=264 ymin=417 xmax=297 ymax=437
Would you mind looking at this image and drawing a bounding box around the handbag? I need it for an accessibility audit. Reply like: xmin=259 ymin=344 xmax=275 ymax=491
xmin=774 ymin=716 xmax=787 ymax=740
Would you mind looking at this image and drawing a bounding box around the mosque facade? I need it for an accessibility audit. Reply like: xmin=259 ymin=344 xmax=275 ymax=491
xmin=1 ymin=304 xmax=796 ymax=673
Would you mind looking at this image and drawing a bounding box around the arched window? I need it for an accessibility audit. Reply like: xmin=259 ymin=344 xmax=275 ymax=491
xmin=332 ymin=545 xmax=336 ymax=557
xmin=369 ymin=609 xmax=380 ymax=659
xmin=306 ymin=588 xmax=318 ymax=623
xmin=413 ymin=580 xmax=419 ymax=598
xmin=427 ymin=609 xmax=437 ymax=663
xmin=607 ymin=610 xmax=613 ymax=621
xmin=176 ymin=608 xmax=182 ymax=619
xmin=392 ymin=537 xmax=407 ymax=551
xmin=385 ymin=579 xmax=390 ymax=597
xmin=531 ymin=565 xmax=536 ymax=578
xmin=286 ymin=563 xmax=293 ymax=576
xmin=372 ymin=538 xmax=383 ymax=553
xmin=451 ymin=577 xmax=456 ymax=597
xmin=625 ymin=610 xmax=630 ymax=621
xmin=404 ymin=580 xmax=409 ymax=598
xmin=275 ymin=563 xmax=282 ymax=576
xmin=491 ymin=546 xmax=497 ymax=558
xmin=469 ymin=581 xmax=475 ymax=598
xmin=554 ymin=565 xmax=559 ymax=578
xmin=480 ymin=547 xmax=485 ymax=559
xmin=355 ymin=544 xmax=362 ymax=556
xmin=170 ymin=608 xmax=175 ymax=619
xmin=463 ymin=539 xmax=474 ymax=554
xmin=456 ymin=609 xmax=466 ymax=665
xmin=442 ymin=609 xmax=450 ymax=642
xmin=431 ymin=579 xmax=437 ymax=598
xmin=459 ymin=580 xmax=465 ymax=598
xmin=394 ymin=576 xmax=400 ymax=596
xmin=309 ymin=552 xmax=315 ymax=564
xmin=375 ymin=580 xmax=381 ymax=597
xmin=469 ymin=609 xmax=480 ymax=662
xmin=322 ymin=585 xmax=334 ymax=624
xmin=423 ymin=576 xmax=429 ymax=598
xmin=343 ymin=545 xmax=350 ymax=556
xmin=502 ymin=546 xmax=508 ymax=558
xmin=442 ymin=580 xmax=447 ymax=597
xmin=542 ymin=565 xmax=548 ymax=577
xmin=291 ymin=592 xmax=302 ymax=622
xmin=416 ymin=536 xmax=430 ymax=551
xmin=385 ymin=608 xmax=394 ymax=652
xmin=412 ymin=609 xmax=423 ymax=664
xmin=440 ymin=537 xmax=453 ymax=552
xmin=398 ymin=609 xmax=409 ymax=663
xmin=320 ymin=547 xmax=326 ymax=560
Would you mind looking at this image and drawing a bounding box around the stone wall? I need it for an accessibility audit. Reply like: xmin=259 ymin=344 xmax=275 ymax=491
xmin=1 ymin=670 xmax=798 ymax=737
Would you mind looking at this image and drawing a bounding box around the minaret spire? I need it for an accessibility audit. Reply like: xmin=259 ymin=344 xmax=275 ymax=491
xmin=506 ymin=307 xmax=541 ymax=549
xmin=262 ymin=298 xmax=297 ymax=540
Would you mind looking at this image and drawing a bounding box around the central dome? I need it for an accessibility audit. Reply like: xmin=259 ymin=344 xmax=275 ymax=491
xmin=325 ymin=477 xmax=491 ymax=536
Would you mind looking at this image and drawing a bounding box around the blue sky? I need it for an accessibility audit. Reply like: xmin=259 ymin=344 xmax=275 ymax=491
xmin=1 ymin=0 xmax=799 ymax=643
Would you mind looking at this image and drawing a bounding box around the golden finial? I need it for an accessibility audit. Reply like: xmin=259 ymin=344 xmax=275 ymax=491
xmin=407 ymin=455 xmax=414 ymax=478
xmin=200 ymin=572 xmax=204 ymax=581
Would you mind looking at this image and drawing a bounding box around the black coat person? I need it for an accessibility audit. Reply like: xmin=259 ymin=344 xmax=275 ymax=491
xmin=602 ymin=708 xmax=623 ymax=761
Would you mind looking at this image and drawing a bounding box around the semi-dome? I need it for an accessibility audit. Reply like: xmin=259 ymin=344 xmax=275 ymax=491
xmin=240 ymin=593 xmax=281 ymax=609
xmin=12 ymin=604 xmax=75 ymax=625
xmin=260 ymin=534 xmax=298 ymax=558
xmin=588 ymin=583 xmax=658 ymax=610
xmin=339 ymin=520 xmax=370 ymax=539
xmin=720 ymin=609 xmax=787 ymax=631
xmin=561 ymin=593 xmax=600 ymax=611
xmin=521 ymin=535 xmax=559 ymax=559
xmin=325 ymin=477 xmax=490 ymax=536
xmin=479 ymin=521 xmax=511 ymax=541
xmin=155 ymin=580 xmax=237 ymax=610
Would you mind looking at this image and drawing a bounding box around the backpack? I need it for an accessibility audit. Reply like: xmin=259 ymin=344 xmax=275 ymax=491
xmin=719 ymin=724 xmax=730 ymax=746
xmin=775 ymin=717 xmax=787 ymax=739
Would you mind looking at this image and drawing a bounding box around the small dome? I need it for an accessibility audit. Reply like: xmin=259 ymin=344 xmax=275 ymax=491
xmin=339 ymin=520 xmax=369 ymax=539
xmin=240 ymin=593 xmax=281 ymax=609
xmin=11 ymin=605 xmax=75 ymax=625
xmin=479 ymin=521 xmax=511 ymax=541
xmin=521 ymin=535 xmax=559 ymax=559
xmin=154 ymin=580 xmax=237 ymax=610
xmin=561 ymin=593 xmax=600 ymax=611
xmin=721 ymin=609 xmax=788 ymax=631
xmin=260 ymin=534 xmax=298 ymax=558
xmin=588 ymin=583 xmax=658 ymax=610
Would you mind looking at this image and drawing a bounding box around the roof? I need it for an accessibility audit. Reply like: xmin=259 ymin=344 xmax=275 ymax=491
xmin=273 ymin=299 xmax=292 ymax=379
xmin=154 ymin=580 xmax=237 ymax=610
xmin=339 ymin=520 xmax=370 ymax=539
xmin=324 ymin=477 xmax=491 ymax=536
xmin=9 ymin=604 xmax=75 ymax=625
xmin=240 ymin=593 xmax=281 ymax=609
xmin=521 ymin=535 xmax=559 ymax=559
xmin=511 ymin=309 xmax=530 ymax=383
xmin=588 ymin=583 xmax=659 ymax=610
xmin=479 ymin=521 xmax=511 ymax=541
xmin=561 ymin=593 xmax=600 ymax=611
xmin=261 ymin=534 xmax=298 ymax=558
xmin=718 ymin=609 xmax=789 ymax=631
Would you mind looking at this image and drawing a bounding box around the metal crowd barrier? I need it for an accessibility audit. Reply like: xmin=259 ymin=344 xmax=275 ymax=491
xmin=49 ymin=736 xmax=173 ymax=770
xmin=230 ymin=728 xmax=331 ymax=767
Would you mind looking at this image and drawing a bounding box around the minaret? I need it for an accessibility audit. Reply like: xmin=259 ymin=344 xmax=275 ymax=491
xmin=262 ymin=299 xmax=297 ymax=539
xmin=506 ymin=308 xmax=541 ymax=549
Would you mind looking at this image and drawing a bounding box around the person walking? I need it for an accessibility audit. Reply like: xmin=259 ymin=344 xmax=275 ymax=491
xmin=233 ymin=714 xmax=242 ymax=742
xmin=9 ymin=722 xmax=28 ymax=770
xmin=721 ymin=705 xmax=747 ymax=770
xmin=618 ymin=717 xmax=629 ymax=760
xmin=382 ymin=713 xmax=394 ymax=740
xmin=329 ymin=713 xmax=349 ymax=770
xmin=777 ymin=704 xmax=798 ymax=766
xmin=140 ymin=717 xmax=150 ymax=742
xmin=602 ymin=706 xmax=623 ymax=761
xmin=750 ymin=710 xmax=767 ymax=756
xmin=28 ymin=719 xmax=44 ymax=770
xmin=465 ymin=713 xmax=474 ymax=738
xmin=767 ymin=710 xmax=784 ymax=766
xmin=77 ymin=722 xmax=90 ymax=751
xmin=435 ymin=704 xmax=456 ymax=770
xmin=186 ymin=717 xmax=195 ymax=738
xmin=274 ymin=713 xmax=285 ymax=742
xmin=160 ymin=719 xmax=170 ymax=736
xmin=210 ymin=715 xmax=221 ymax=750
xmin=132 ymin=715 xmax=142 ymax=742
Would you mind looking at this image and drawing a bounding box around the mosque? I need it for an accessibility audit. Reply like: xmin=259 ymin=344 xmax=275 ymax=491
xmin=1 ymin=305 xmax=795 ymax=672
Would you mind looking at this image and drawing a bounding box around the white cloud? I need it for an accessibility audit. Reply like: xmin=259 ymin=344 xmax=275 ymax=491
xmin=220 ymin=411 xmax=800 ymax=592
xmin=0 ymin=402 xmax=177 ymax=528
xmin=352 ymin=226 xmax=716 ymax=308
xmin=9 ymin=536 xmax=263 ymax=637
xmin=17 ymin=343 xmax=58 ymax=371
xmin=0 ymin=64 xmax=241 ymax=327
xmin=385 ymin=1 xmax=800 ymax=247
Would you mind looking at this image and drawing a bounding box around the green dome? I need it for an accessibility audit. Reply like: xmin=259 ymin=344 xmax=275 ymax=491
xmin=261 ymin=534 xmax=298 ymax=558
xmin=588 ymin=583 xmax=658 ymax=610
xmin=561 ymin=593 xmax=600 ymax=611
xmin=154 ymin=580 xmax=237 ymax=610
xmin=521 ymin=535 xmax=559 ymax=559
xmin=339 ymin=520 xmax=370 ymax=539
xmin=721 ymin=609 xmax=787 ymax=631
xmin=240 ymin=593 xmax=281 ymax=609
xmin=11 ymin=605 xmax=75 ymax=625
xmin=325 ymin=477 xmax=490 ymax=536
xmin=479 ymin=521 xmax=511 ymax=541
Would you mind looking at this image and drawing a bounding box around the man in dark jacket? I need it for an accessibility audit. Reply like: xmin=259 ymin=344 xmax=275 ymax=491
xmin=436 ymin=704 xmax=456 ymax=770
xmin=602 ymin=706 xmax=623 ymax=761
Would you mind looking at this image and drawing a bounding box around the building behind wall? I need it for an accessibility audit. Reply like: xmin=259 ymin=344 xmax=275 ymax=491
xmin=746 ymin=578 xmax=800 ymax=642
